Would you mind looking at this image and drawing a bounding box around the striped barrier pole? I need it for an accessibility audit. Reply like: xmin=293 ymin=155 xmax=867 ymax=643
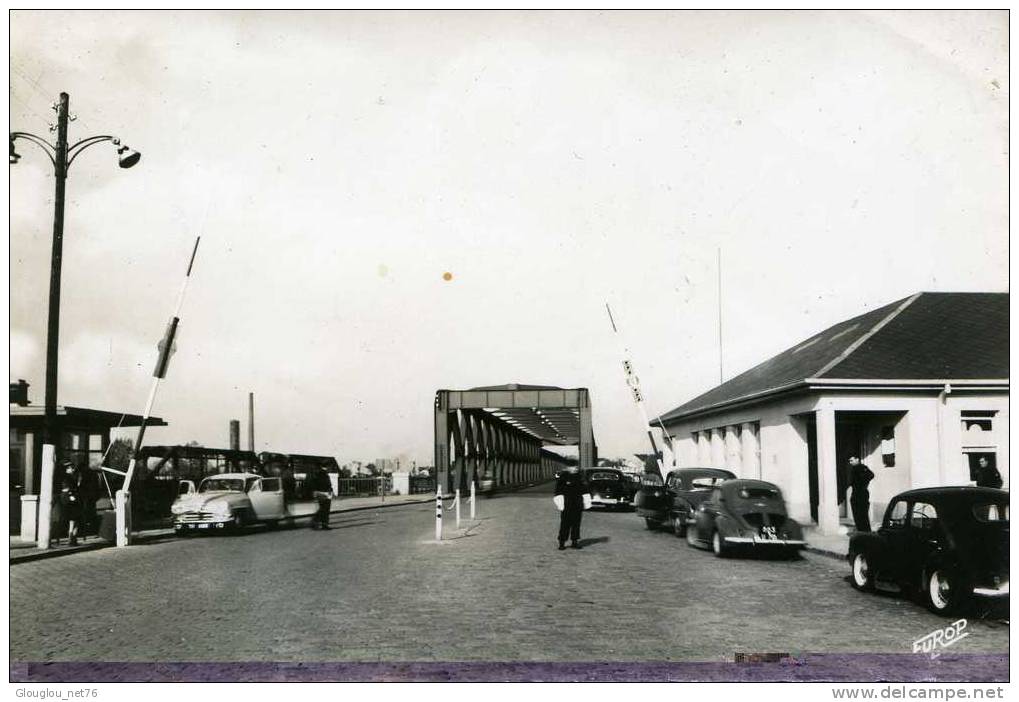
xmin=455 ymin=488 xmax=461 ymax=529
xmin=435 ymin=486 xmax=442 ymax=541
xmin=470 ymin=481 xmax=476 ymax=519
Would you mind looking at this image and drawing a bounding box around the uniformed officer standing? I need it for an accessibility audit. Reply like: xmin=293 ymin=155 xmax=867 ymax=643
xmin=848 ymin=456 xmax=875 ymax=533
xmin=554 ymin=466 xmax=589 ymax=550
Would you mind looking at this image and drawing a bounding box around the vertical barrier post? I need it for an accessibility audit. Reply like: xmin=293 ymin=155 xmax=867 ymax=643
xmin=115 ymin=490 xmax=131 ymax=547
xmin=435 ymin=487 xmax=442 ymax=541
xmin=470 ymin=481 xmax=476 ymax=519
xmin=455 ymin=488 xmax=461 ymax=529
xmin=37 ymin=444 xmax=55 ymax=549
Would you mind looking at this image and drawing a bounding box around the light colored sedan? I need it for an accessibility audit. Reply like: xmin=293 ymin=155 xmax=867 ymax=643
xmin=172 ymin=473 xmax=288 ymax=532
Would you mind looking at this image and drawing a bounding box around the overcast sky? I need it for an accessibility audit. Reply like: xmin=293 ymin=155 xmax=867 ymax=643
xmin=9 ymin=11 xmax=1008 ymax=466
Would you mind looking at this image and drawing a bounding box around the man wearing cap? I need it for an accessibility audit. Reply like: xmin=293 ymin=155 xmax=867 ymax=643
xmin=554 ymin=466 xmax=589 ymax=550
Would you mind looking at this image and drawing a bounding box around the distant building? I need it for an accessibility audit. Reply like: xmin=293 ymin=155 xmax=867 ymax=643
xmin=373 ymin=458 xmax=399 ymax=474
xmin=652 ymin=292 xmax=1008 ymax=536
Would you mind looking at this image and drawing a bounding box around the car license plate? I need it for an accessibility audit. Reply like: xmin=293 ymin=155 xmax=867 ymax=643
xmin=760 ymin=526 xmax=777 ymax=540
xmin=198 ymin=523 xmax=209 ymax=529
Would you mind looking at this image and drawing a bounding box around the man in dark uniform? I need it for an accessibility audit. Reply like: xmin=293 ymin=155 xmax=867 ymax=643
xmin=554 ymin=466 xmax=589 ymax=550
xmin=309 ymin=465 xmax=334 ymax=530
xmin=975 ymin=456 xmax=1003 ymax=489
xmin=848 ymin=456 xmax=875 ymax=533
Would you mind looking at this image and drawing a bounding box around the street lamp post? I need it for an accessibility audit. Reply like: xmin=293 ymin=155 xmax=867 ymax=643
xmin=10 ymin=91 xmax=140 ymax=549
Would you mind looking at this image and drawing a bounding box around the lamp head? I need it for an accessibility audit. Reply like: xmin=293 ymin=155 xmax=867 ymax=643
xmin=111 ymin=137 xmax=140 ymax=168
xmin=117 ymin=144 xmax=141 ymax=169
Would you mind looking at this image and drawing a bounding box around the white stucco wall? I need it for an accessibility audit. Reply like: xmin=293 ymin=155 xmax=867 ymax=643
xmin=659 ymin=388 xmax=1009 ymax=532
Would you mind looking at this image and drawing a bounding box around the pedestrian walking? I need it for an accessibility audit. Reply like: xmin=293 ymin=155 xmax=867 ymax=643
xmin=848 ymin=456 xmax=874 ymax=533
xmin=310 ymin=465 xmax=334 ymax=530
xmin=553 ymin=466 xmax=590 ymax=550
xmin=59 ymin=461 xmax=82 ymax=546
xmin=974 ymin=456 xmax=1003 ymax=489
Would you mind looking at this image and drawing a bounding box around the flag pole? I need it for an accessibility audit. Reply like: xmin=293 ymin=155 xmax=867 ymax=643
xmin=116 ymin=236 xmax=201 ymax=547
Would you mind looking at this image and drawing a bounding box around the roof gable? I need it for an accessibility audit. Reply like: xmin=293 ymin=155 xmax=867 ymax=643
xmin=656 ymin=292 xmax=1007 ymax=424
xmin=821 ymin=292 xmax=1008 ymax=380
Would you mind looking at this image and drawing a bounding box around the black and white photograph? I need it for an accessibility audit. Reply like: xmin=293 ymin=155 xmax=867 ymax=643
xmin=7 ymin=9 xmax=1009 ymax=689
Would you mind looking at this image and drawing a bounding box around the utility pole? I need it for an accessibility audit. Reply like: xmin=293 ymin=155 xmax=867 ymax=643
xmin=717 ymin=247 xmax=724 ymax=384
xmin=35 ymin=94 xmax=70 ymax=551
xmin=11 ymin=92 xmax=140 ymax=549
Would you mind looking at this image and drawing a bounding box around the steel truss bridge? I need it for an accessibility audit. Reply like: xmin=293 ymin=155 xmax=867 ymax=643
xmin=434 ymin=384 xmax=597 ymax=493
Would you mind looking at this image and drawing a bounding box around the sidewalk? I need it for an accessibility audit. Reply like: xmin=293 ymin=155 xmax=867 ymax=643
xmin=803 ymin=526 xmax=850 ymax=561
xmin=9 ymin=492 xmax=439 ymax=565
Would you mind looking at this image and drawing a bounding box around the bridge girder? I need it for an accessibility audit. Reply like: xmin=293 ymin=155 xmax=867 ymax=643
xmin=434 ymin=385 xmax=596 ymax=494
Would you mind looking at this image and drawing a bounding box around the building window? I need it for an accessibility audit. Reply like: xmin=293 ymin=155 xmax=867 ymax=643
xmin=961 ymin=410 xmax=996 ymax=434
xmin=880 ymin=426 xmax=895 ymax=467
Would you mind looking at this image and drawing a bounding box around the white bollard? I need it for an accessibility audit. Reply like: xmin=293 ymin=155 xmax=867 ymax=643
xmin=115 ymin=490 xmax=132 ymax=547
xmin=37 ymin=444 xmax=56 ymax=549
xmin=470 ymin=481 xmax=476 ymax=520
xmin=455 ymin=488 xmax=461 ymax=529
xmin=435 ymin=487 xmax=442 ymax=541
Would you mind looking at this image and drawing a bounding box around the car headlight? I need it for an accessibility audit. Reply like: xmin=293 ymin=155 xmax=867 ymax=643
xmin=170 ymin=503 xmax=187 ymax=515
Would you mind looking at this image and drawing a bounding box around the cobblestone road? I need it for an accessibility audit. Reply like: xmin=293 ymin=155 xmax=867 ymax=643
xmin=10 ymin=483 xmax=1008 ymax=662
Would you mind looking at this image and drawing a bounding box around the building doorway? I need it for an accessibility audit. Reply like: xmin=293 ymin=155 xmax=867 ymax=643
xmin=835 ymin=418 xmax=866 ymax=524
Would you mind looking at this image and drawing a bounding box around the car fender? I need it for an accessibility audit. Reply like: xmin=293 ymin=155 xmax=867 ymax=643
xmin=848 ymin=532 xmax=887 ymax=570
xmin=715 ymin=513 xmax=741 ymax=538
xmin=671 ymin=499 xmax=695 ymax=522
xmin=921 ymin=551 xmax=967 ymax=592
xmin=781 ymin=517 xmax=804 ymax=540
xmin=688 ymin=508 xmax=711 ymax=540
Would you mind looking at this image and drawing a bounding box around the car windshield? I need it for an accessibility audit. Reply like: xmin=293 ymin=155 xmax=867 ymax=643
xmin=199 ymin=478 xmax=245 ymax=493
xmin=588 ymin=472 xmax=620 ymax=481
xmin=739 ymin=486 xmax=779 ymax=499
xmin=690 ymin=477 xmax=727 ymax=490
xmin=973 ymin=502 xmax=1010 ymax=523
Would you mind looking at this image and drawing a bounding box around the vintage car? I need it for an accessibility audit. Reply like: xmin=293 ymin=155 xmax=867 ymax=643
xmin=635 ymin=467 xmax=735 ymax=534
xmin=583 ymin=468 xmax=632 ymax=510
xmin=848 ymin=486 xmax=1009 ymax=615
xmin=621 ymin=473 xmax=642 ymax=502
xmin=685 ymin=479 xmax=805 ymax=557
xmin=171 ymin=472 xmax=317 ymax=532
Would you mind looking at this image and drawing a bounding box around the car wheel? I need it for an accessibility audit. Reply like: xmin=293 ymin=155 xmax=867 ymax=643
xmin=231 ymin=511 xmax=247 ymax=531
xmin=924 ymin=567 xmax=966 ymax=615
xmin=712 ymin=530 xmax=729 ymax=558
xmin=850 ymin=551 xmax=875 ymax=592
xmin=672 ymin=517 xmax=687 ymax=538
xmin=645 ymin=518 xmax=661 ymax=531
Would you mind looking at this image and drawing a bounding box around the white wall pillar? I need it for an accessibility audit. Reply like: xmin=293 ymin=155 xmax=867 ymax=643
xmin=724 ymin=425 xmax=741 ymax=475
xmin=710 ymin=428 xmax=725 ymax=468
xmin=816 ymin=406 xmax=840 ymax=535
xmin=696 ymin=431 xmax=709 ymax=465
xmin=741 ymin=422 xmax=759 ymax=478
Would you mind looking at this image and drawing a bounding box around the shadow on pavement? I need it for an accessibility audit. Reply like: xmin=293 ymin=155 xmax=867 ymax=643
xmin=577 ymin=536 xmax=610 ymax=548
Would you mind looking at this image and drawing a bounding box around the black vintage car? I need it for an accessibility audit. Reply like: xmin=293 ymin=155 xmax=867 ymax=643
xmin=685 ymin=479 xmax=804 ymax=557
xmin=848 ymin=486 xmax=1009 ymax=615
xmin=634 ymin=467 xmax=735 ymax=534
xmin=583 ymin=468 xmax=632 ymax=510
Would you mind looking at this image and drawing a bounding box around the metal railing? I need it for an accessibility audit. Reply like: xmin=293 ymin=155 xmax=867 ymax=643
xmin=409 ymin=476 xmax=437 ymax=494
xmin=335 ymin=476 xmax=391 ymax=497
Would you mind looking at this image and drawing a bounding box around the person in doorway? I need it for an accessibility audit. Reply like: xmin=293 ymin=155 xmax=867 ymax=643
xmin=975 ymin=456 xmax=1003 ymax=489
xmin=848 ymin=456 xmax=875 ymax=533
xmin=59 ymin=461 xmax=82 ymax=546
xmin=554 ymin=466 xmax=589 ymax=550
xmin=310 ymin=465 xmax=334 ymax=530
